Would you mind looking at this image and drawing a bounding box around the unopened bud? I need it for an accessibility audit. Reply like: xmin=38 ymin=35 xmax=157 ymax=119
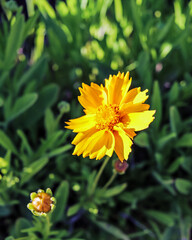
xmin=58 ymin=101 xmax=70 ymax=114
xmin=114 ymin=160 xmax=128 ymax=174
xmin=27 ymin=188 xmax=56 ymax=216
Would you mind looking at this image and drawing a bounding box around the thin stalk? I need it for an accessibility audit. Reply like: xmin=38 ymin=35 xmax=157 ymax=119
xmin=90 ymin=156 xmax=110 ymax=195
xmin=43 ymin=214 xmax=51 ymax=240
xmin=103 ymin=171 xmax=117 ymax=190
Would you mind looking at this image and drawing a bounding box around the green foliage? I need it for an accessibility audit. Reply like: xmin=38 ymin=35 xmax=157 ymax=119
xmin=0 ymin=0 xmax=192 ymax=239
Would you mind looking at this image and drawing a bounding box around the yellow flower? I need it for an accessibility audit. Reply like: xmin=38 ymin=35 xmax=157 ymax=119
xmin=66 ymin=72 xmax=155 ymax=162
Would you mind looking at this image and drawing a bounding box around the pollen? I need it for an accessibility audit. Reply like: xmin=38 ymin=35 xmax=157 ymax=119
xmin=32 ymin=192 xmax=53 ymax=213
xmin=96 ymin=104 xmax=120 ymax=130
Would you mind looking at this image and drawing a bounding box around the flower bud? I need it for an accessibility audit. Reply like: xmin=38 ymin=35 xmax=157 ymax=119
xmin=27 ymin=188 xmax=56 ymax=216
xmin=114 ymin=159 xmax=128 ymax=174
xmin=58 ymin=101 xmax=70 ymax=114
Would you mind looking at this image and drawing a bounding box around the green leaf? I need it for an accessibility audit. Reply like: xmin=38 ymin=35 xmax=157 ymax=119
xmin=167 ymin=157 xmax=183 ymax=173
xmin=51 ymin=181 xmax=69 ymax=223
xmin=103 ymin=183 xmax=127 ymax=198
xmin=152 ymin=171 xmax=175 ymax=195
xmin=67 ymin=203 xmax=81 ymax=217
xmin=127 ymin=230 xmax=152 ymax=238
xmin=45 ymin=108 xmax=55 ymax=137
xmin=145 ymin=210 xmax=175 ymax=226
xmin=151 ymin=81 xmax=162 ymax=130
xmin=15 ymin=84 xmax=59 ymax=128
xmin=15 ymin=218 xmax=31 ymax=238
xmin=162 ymin=226 xmax=180 ymax=240
xmin=114 ymin=0 xmax=123 ymax=22
xmin=175 ymin=178 xmax=192 ymax=195
xmin=23 ymin=12 xmax=39 ymax=39
xmin=169 ymin=82 xmax=179 ymax=104
xmin=16 ymin=56 xmax=48 ymax=92
xmin=47 ymin=144 xmax=72 ymax=158
xmin=4 ymin=10 xmax=25 ymax=69
xmin=175 ymin=133 xmax=192 ymax=147
xmin=181 ymin=156 xmax=192 ymax=174
xmin=134 ymin=132 xmax=149 ymax=148
xmin=87 ymin=171 xmax=97 ymax=195
xmin=179 ymin=216 xmax=191 ymax=240
xmin=158 ymin=133 xmax=176 ymax=150
xmin=137 ymin=51 xmax=152 ymax=90
xmin=20 ymin=157 xmax=48 ymax=186
xmin=93 ymin=220 xmax=130 ymax=240
xmin=35 ymin=0 xmax=56 ymax=19
xmin=157 ymin=15 xmax=174 ymax=43
xmin=5 ymin=237 xmax=15 ymax=240
xmin=0 ymin=71 xmax=9 ymax=87
xmin=148 ymin=220 xmax=162 ymax=239
xmin=160 ymin=42 xmax=173 ymax=59
xmin=17 ymin=130 xmax=33 ymax=155
xmin=100 ymin=0 xmax=113 ymax=18
xmin=169 ymin=106 xmax=182 ymax=136
xmin=0 ymin=130 xmax=18 ymax=154
xmin=35 ymin=131 xmax=63 ymax=157
xmin=130 ymin=0 xmax=142 ymax=33
xmin=6 ymin=93 xmax=38 ymax=122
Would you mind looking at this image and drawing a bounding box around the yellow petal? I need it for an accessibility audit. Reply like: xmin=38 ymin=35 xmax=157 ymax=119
xmin=113 ymin=127 xmax=133 ymax=162
xmin=82 ymin=130 xmax=115 ymax=160
xmin=120 ymin=102 xmax=150 ymax=116
xmin=128 ymin=110 xmax=156 ymax=131
xmin=133 ymin=89 xmax=149 ymax=104
xmin=65 ymin=114 xmax=96 ymax=132
xmin=78 ymin=83 xmax=107 ymax=114
xmin=72 ymin=128 xmax=98 ymax=156
xmin=105 ymin=72 xmax=132 ymax=105
xmin=121 ymin=87 xmax=140 ymax=104
xmin=123 ymin=128 xmax=136 ymax=139
xmin=72 ymin=127 xmax=96 ymax=145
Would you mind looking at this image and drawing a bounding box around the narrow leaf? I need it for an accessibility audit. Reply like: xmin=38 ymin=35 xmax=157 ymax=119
xmin=0 ymin=130 xmax=18 ymax=154
xmin=145 ymin=210 xmax=175 ymax=226
xmin=20 ymin=157 xmax=48 ymax=185
xmin=67 ymin=204 xmax=81 ymax=217
xmin=151 ymin=81 xmax=162 ymax=130
xmin=51 ymin=181 xmax=69 ymax=222
xmin=6 ymin=93 xmax=38 ymax=122
xmin=93 ymin=220 xmax=130 ymax=240
xmin=169 ymin=106 xmax=182 ymax=136
xmin=103 ymin=183 xmax=127 ymax=198
xmin=114 ymin=0 xmax=123 ymax=22
xmin=4 ymin=10 xmax=24 ymax=68
xmin=175 ymin=133 xmax=192 ymax=147
xmin=134 ymin=132 xmax=149 ymax=148
xmin=47 ymin=145 xmax=72 ymax=158
xmin=175 ymin=178 xmax=192 ymax=195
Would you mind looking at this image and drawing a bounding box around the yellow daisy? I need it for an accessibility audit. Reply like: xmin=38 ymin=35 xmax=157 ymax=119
xmin=66 ymin=72 xmax=155 ymax=162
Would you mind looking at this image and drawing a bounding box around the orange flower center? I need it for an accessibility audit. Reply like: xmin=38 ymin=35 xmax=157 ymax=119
xmin=32 ymin=192 xmax=52 ymax=213
xmin=96 ymin=104 xmax=120 ymax=130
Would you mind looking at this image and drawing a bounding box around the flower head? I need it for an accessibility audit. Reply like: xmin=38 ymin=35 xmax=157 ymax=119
xmin=66 ymin=72 xmax=155 ymax=162
xmin=27 ymin=188 xmax=56 ymax=216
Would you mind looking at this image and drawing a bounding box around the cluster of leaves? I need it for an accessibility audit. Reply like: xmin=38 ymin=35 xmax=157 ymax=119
xmin=0 ymin=0 xmax=192 ymax=239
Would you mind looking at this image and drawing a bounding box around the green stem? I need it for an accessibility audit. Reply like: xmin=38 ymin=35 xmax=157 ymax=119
xmin=43 ymin=214 xmax=51 ymax=240
xmin=103 ymin=171 xmax=117 ymax=190
xmin=90 ymin=156 xmax=110 ymax=195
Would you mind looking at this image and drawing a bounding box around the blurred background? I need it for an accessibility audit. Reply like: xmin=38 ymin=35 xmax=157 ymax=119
xmin=0 ymin=0 xmax=192 ymax=239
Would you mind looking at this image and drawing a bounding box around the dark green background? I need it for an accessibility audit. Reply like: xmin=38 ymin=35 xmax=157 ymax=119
xmin=0 ymin=0 xmax=192 ymax=239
